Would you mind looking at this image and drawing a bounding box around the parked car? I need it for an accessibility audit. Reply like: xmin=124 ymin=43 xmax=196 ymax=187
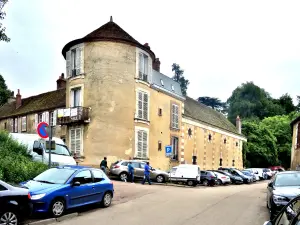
xmin=246 ymin=168 xmax=264 ymax=180
xmin=266 ymin=171 xmax=300 ymax=220
xmin=263 ymin=195 xmax=300 ymax=225
xmin=169 ymin=164 xmax=201 ymax=186
xmin=208 ymin=170 xmax=231 ymax=185
xmin=263 ymin=168 xmax=273 ymax=179
xmin=109 ymin=160 xmax=169 ymax=183
xmin=0 ymin=180 xmax=32 ymax=225
xmin=10 ymin=133 xmax=76 ymax=167
xmin=215 ymin=170 xmax=244 ymax=184
xmin=199 ymin=171 xmax=218 ymax=186
xmin=219 ymin=167 xmax=253 ymax=184
xmin=242 ymin=170 xmax=259 ymax=182
xmin=269 ymin=166 xmax=285 ymax=176
xmin=20 ymin=166 xmax=114 ymax=217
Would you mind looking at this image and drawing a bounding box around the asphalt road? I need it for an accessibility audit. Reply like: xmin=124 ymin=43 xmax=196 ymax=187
xmin=53 ymin=181 xmax=270 ymax=225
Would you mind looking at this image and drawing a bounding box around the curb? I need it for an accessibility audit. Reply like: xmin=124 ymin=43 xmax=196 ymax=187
xmin=27 ymin=213 xmax=79 ymax=225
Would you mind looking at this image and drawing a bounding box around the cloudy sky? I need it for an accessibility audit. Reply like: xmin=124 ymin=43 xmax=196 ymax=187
xmin=0 ymin=0 xmax=299 ymax=103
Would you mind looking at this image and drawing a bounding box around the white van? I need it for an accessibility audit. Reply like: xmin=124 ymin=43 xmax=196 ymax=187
xmin=168 ymin=164 xmax=201 ymax=186
xmin=9 ymin=133 xmax=76 ymax=166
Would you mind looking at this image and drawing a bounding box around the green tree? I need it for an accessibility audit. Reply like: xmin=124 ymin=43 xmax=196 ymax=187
xmin=197 ymin=96 xmax=228 ymax=115
xmin=242 ymin=120 xmax=278 ymax=168
xmin=272 ymin=93 xmax=296 ymax=114
xmin=0 ymin=74 xmax=11 ymax=106
xmin=0 ymin=0 xmax=10 ymax=42
xmin=227 ymin=82 xmax=285 ymax=124
xmin=171 ymin=63 xmax=189 ymax=96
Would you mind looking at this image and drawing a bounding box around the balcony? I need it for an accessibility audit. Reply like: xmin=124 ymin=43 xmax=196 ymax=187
xmin=57 ymin=107 xmax=90 ymax=125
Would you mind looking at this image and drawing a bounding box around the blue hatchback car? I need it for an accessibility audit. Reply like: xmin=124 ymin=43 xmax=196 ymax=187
xmin=20 ymin=165 xmax=114 ymax=217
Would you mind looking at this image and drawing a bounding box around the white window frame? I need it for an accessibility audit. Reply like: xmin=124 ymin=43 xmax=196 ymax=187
xmin=69 ymin=126 xmax=83 ymax=156
xmin=66 ymin=44 xmax=84 ymax=78
xmin=171 ymin=103 xmax=179 ymax=129
xmin=21 ymin=116 xmax=27 ymax=132
xmin=38 ymin=113 xmax=43 ymax=123
xmin=69 ymin=84 xmax=84 ymax=108
xmin=134 ymin=126 xmax=149 ymax=159
xmin=10 ymin=119 xmax=14 ymax=132
xmin=171 ymin=136 xmax=179 ymax=161
xmin=49 ymin=111 xmax=54 ymax=126
xmin=136 ymin=48 xmax=152 ymax=84
xmin=13 ymin=118 xmax=18 ymax=133
xmin=135 ymin=88 xmax=150 ymax=121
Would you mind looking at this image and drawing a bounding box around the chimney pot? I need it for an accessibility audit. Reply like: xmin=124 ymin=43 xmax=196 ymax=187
xmin=16 ymin=89 xmax=22 ymax=109
xmin=236 ymin=115 xmax=242 ymax=134
xmin=57 ymin=73 xmax=66 ymax=90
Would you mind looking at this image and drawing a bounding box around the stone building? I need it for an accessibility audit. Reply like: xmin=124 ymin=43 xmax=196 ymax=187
xmin=0 ymin=17 xmax=246 ymax=170
xmin=290 ymin=116 xmax=300 ymax=170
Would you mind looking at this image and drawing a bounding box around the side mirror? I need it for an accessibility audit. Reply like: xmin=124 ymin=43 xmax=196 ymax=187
xmin=33 ymin=141 xmax=43 ymax=155
xmin=73 ymin=181 xmax=81 ymax=187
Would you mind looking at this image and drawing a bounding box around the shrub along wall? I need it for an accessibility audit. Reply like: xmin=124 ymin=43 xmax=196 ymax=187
xmin=0 ymin=131 xmax=48 ymax=183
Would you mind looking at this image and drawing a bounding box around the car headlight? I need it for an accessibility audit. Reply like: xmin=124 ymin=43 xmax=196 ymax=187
xmin=273 ymin=195 xmax=289 ymax=204
xmin=31 ymin=193 xmax=46 ymax=200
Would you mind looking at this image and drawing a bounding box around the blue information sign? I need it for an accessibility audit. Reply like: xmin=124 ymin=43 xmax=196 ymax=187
xmin=165 ymin=145 xmax=172 ymax=157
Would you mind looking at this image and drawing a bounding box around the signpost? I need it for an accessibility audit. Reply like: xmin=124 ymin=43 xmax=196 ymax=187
xmin=165 ymin=145 xmax=172 ymax=157
xmin=37 ymin=122 xmax=52 ymax=168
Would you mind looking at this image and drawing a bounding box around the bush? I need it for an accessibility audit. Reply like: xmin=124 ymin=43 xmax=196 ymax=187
xmin=0 ymin=131 xmax=48 ymax=183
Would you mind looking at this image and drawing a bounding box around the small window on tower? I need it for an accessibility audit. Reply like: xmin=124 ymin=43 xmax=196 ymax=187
xmin=224 ymin=138 xmax=227 ymax=144
xmin=236 ymin=142 xmax=238 ymax=147
xmin=158 ymin=141 xmax=162 ymax=151
xmin=208 ymin=134 xmax=212 ymax=141
xmin=158 ymin=108 xmax=162 ymax=116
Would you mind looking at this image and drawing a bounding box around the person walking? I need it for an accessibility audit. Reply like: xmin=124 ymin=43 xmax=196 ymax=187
xmin=100 ymin=157 xmax=108 ymax=174
xmin=142 ymin=162 xmax=151 ymax=185
xmin=128 ymin=162 xmax=135 ymax=183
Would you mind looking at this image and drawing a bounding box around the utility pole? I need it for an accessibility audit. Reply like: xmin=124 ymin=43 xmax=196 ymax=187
xmin=48 ymin=125 xmax=52 ymax=168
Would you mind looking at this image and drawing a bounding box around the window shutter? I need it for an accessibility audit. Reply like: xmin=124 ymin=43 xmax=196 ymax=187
xmin=45 ymin=111 xmax=49 ymax=124
xmin=75 ymin=128 xmax=81 ymax=155
xmin=70 ymin=89 xmax=74 ymax=107
xmin=10 ymin=119 xmax=13 ymax=132
xmin=70 ymin=129 xmax=76 ymax=154
xmin=66 ymin=51 xmax=71 ymax=78
xmin=34 ymin=114 xmax=38 ymax=128
xmin=142 ymin=131 xmax=148 ymax=158
xmin=79 ymin=46 xmax=84 ymax=74
xmin=42 ymin=112 xmax=45 ymax=123
xmin=139 ymin=53 xmax=143 ymax=78
xmin=136 ymin=130 xmax=142 ymax=158
xmin=143 ymin=93 xmax=148 ymax=120
xmin=53 ymin=110 xmax=57 ymax=126
xmin=175 ymin=105 xmax=179 ymax=128
xmin=76 ymin=48 xmax=81 ymax=75
xmin=18 ymin=118 xmax=21 ymax=133
xmin=138 ymin=91 xmax=143 ymax=118
xmin=148 ymin=56 xmax=152 ymax=82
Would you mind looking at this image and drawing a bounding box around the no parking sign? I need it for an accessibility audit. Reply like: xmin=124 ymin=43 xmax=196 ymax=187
xmin=37 ymin=122 xmax=49 ymax=139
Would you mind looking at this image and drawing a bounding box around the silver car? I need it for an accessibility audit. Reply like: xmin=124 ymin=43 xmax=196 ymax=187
xmin=109 ymin=160 xmax=169 ymax=183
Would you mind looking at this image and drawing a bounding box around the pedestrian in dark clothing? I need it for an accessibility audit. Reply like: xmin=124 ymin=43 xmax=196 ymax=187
xmin=100 ymin=157 xmax=108 ymax=174
xmin=128 ymin=162 xmax=135 ymax=183
xmin=142 ymin=162 xmax=151 ymax=185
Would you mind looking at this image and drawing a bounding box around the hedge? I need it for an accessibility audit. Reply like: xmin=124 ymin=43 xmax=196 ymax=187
xmin=0 ymin=131 xmax=48 ymax=184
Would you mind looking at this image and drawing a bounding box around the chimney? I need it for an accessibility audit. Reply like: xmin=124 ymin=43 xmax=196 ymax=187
xmin=236 ymin=115 xmax=242 ymax=134
xmin=7 ymin=91 xmax=16 ymax=103
xmin=56 ymin=73 xmax=66 ymax=90
xmin=16 ymin=89 xmax=22 ymax=109
xmin=153 ymin=58 xmax=161 ymax=72
xmin=143 ymin=43 xmax=150 ymax=49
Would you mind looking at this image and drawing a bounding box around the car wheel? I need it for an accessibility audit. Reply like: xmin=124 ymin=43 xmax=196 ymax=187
xmin=0 ymin=211 xmax=19 ymax=225
xmin=101 ymin=192 xmax=112 ymax=208
xmin=156 ymin=175 xmax=165 ymax=183
xmin=216 ymin=179 xmax=222 ymax=185
xmin=202 ymin=180 xmax=209 ymax=186
xmin=187 ymin=180 xmax=194 ymax=186
xmin=50 ymin=198 xmax=65 ymax=218
xmin=119 ymin=172 xmax=128 ymax=182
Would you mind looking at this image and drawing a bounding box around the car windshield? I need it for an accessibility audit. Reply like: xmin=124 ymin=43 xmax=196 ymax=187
xmin=274 ymin=173 xmax=300 ymax=187
xmin=45 ymin=144 xmax=71 ymax=156
xmin=33 ymin=168 xmax=76 ymax=184
xmin=234 ymin=170 xmax=244 ymax=176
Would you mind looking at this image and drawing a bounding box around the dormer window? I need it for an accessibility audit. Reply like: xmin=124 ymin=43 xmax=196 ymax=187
xmin=66 ymin=44 xmax=84 ymax=78
xmin=139 ymin=53 xmax=149 ymax=82
xmin=171 ymin=85 xmax=174 ymax=91
xmin=160 ymin=79 xmax=164 ymax=86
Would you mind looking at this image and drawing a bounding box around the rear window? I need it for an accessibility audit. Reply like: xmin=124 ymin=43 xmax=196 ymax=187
xmin=121 ymin=162 xmax=129 ymax=166
xmin=0 ymin=184 xmax=7 ymax=191
xmin=112 ymin=161 xmax=120 ymax=165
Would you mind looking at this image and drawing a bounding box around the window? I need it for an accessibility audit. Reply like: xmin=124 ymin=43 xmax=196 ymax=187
xmin=236 ymin=142 xmax=238 ymax=147
xmin=66 ymin=45 xmax=83 ymax=78
xmin=171 ymin=136 xmax=179 ymax=160
xmin=171 ymin=104 xmax=179 ymax=129
xmin=121 ymin=162 xmax=129 ymax=166
xmin=219 ymin=158 xmax=223 ymax=166
xmin=232 ymin=160 xmax=235 ymax=166
xmin=135 ymin=129 xmax=148 ymax=158
xmin=136 ymin=90 xmax=149 ymax=121
xmin=38 ymin=113 xmax=43 ymax=123
xmin=208 ymin=134 xmax=212 ymax=141
xmin=13 ymin=118 xmax=18 ymax=133
xmin=92 ymin=169 xmax=104 ymax=182
xmin=74 ymin=170 xmax=92 ymax=184
xmin=139 ymin=53 xmax=149 ymax=82
xmin=71 ymin=88 xmax=81 ymax=107
xmin=0 ymin=184 xmax=7 ymax=191
xmin=224 ymin=138 xmax=227 ymax=144
xmin=10 ymin=119 xmax=13 ymax=132
xmin=50 ymin=111 xmax=54 ymax=126
xmin=158 ymin=108 xmax=162 ymax=116
xmin=21 ymin=116 xmax=27 ymax=132
xmin=132 ymin=162 xmax=141 ymax=168
xmin=158 ymin=141 xmax=162 ymax=151
xmin=70 ymin=127 xmax=82 ymax=155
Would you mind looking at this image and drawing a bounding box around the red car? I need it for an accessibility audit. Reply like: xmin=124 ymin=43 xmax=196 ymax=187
xmin=269 ymin=166 xmax=285 ymax=175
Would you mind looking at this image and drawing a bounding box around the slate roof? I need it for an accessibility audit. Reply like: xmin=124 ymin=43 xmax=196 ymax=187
xmin=0 ymin=89 xmax=66 ymax=119
xmin=184 ymin=96 xmax=244 ymax=136
xmin=151 ymin=70 xmax=184 ymax=99
xmin=62 ymin=18 xmax=156 ymax=60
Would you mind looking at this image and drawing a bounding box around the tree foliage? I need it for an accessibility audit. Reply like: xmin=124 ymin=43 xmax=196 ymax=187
xmin=0 ymin=74 xmax=11 ymax=106
xmin=0 ymin=0 xmax=10 ymax=42
xmin=272 ymin=93 xmax=296 ymax=114
xmin=197 ymin=96 xmax=228 ymax=115
xmin=171 ymin=63 xmax=189 ymax=96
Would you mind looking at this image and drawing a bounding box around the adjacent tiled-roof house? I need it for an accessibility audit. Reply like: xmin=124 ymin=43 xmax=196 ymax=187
xmin=0 ymin=17 xmax=246 ymax=170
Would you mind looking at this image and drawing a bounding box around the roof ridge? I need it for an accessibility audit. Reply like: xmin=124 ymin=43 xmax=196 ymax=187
xmin=21 ymin=88 xmax=65 ymax=101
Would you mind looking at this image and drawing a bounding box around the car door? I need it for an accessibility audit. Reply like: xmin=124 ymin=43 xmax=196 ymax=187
xmin=91 ymin=169 xmax=107 ymax=202
xmin=68 ymin=170 xmax=95 ymax=207
xmin=133 ymin=162 xmax=144 ymax=178
xmin=267 ymin=176 xmax=276 ymax=207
